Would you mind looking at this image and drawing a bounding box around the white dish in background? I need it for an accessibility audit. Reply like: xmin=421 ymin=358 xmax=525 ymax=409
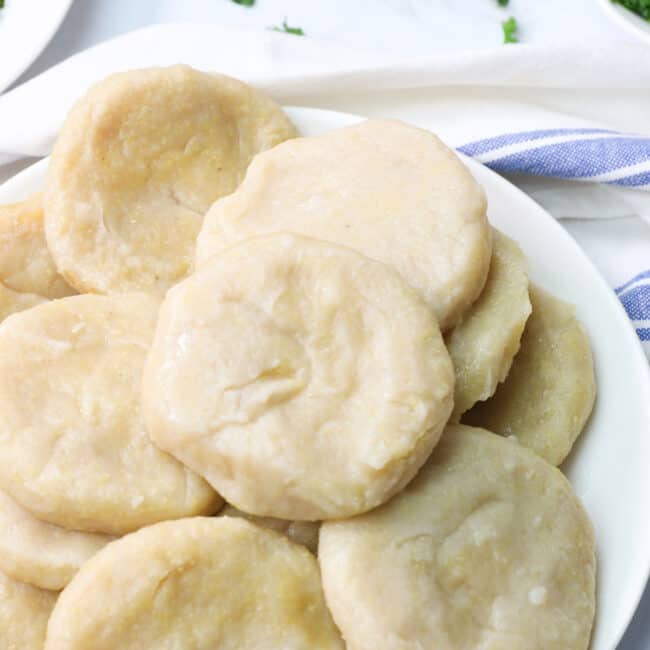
xmin=0 ymin=0 xmax=73 ymax=93
xmin=2 ymin=106 xmax=650 ymax=650
xmin=598 ymin=0 xmax=650 ymax=45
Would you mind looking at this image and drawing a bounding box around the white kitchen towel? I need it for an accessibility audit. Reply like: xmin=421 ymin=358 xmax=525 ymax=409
xmin=0 ymin=23 xmax=648 ymax=355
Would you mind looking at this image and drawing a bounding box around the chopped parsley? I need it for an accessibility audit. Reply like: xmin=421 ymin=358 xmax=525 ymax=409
xmin=232 ymin=0 xmax=255 ymax=6
xmin=271 ymin=19 xmax=305 ymax=36
xmin=612 ymin=0 xmax=650 ymax=20
xmin=0 ymin=1 xmax=4 ymax=8
xmin=497 ymin=0 xmax=509 ymax=6
xmin=502 ymin=16 xmax=518 ymax=43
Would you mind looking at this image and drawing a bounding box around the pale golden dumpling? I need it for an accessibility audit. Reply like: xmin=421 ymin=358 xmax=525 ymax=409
xmin=446 ymin=229 xmax=531 ymax=420
xmin=0 ymin=488 xmax=113 ymax=591
xmin=45 ymin=65 xmax=297 ymax=294
xmin=464 ymin=284 xmax=596 ymax=465
xmin=0 ymin=293 xmax=220 ymax=535
xmin=0 ymin=570 xmax=57 ymax=650
xmin=143 ymin=234 xmax=454 ymax=521
xmin=0 ymin=281 xmax=46 ymax=322
xmin=195 ymin=119 xmax=491 ymax=330
xmin=0 ymin=195 xmax=74 ymax=299
xmin=45 ymin=517 xmax=344 ymax=650
xmin=319 ymin=425 xmax=596 ymax=650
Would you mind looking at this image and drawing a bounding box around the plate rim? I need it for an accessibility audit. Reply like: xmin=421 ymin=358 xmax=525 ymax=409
xmin=2 ymin=105 xmax=650 ymax=649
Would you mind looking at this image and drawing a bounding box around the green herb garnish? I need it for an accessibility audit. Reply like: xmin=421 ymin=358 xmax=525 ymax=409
xmin=497 ymin=0 xmax=509 ymax=6
xmin=271 ymin=19 xmax=305 ymax=36
xmin=612 ymin=0 xmax=650 ymax=20
xmin=502 ymin=16 xmax=518 ymax=43
xmin=232 ymin=0 xmax=255 ymax=6
xmin=0 ymin=1 xmax=5 ymax=9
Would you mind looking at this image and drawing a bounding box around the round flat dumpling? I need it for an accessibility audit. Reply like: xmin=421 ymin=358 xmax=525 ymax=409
xmin=45 ymin=64 xmax=297 ymax=295
xmin=0 ymin=293 xmax=220 ymax=535
xmin=463 ymin=285 xmax=596 ymax=465
xmin=0 ymin=195 xmax=75 ymax=299
xmin=143 ymin=234 xmax=454 ymax=521
xmin=195 ymin=119 xmax=490 ymax=331
xmin=0 ymin=281 xmax=46 ymax=322
xmin=0 ymin=570 xmax=57 ymax=650
xmin=45 ymin=517 xmax=343 ymax=650
xmin=0 ymin=488 xmax=114 ymax=591
xmin=446 ymin=229 xmax=531 ymax=420
xmin=220 ymin=504 xmax=319 ymax=553
xmin=319 ymin=424 xmax=596 ymax=650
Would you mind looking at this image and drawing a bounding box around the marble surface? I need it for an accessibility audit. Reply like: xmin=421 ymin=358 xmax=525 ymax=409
xmin=6 ymin=1 xmax=650 ymax=648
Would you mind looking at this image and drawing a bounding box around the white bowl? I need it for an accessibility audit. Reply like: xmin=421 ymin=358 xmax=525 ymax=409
xmin=598 ymin=0 xmax=650 ymax=45
xmin=0 ymin=0 xmax=73 ymax=93
xmin=2 ymin=107 xmax=650 ymax=650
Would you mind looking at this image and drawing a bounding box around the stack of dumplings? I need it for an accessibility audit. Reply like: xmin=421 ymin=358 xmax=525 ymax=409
xmin=0 ymin=65 xmax=596 ymax=650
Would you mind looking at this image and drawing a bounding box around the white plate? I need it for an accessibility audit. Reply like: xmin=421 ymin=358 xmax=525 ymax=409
xmin=0 ymin=0 xmax=73 ymax=93
xmin=2 ymin=106 xmax=650 ymax=650
xmin=597 ymin=0 xmax=650 ymax=45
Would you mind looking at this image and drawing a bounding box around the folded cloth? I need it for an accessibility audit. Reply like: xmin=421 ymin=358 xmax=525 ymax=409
xmin=0 ymin=24 xmax=648 ymax=356
xmin=459 ymin=129 xmax=650 ymax=190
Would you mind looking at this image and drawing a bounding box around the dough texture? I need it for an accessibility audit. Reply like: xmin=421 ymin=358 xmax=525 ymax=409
xmin=0 ymin=570 xmax=57 ymax=650
xmin=144 ymin=234 xmax=454 ymax=520
xmin=45 ymin=65 xmax=296 ymax=294
xmin=195 ymin=119 xmax=490 ymax=330
xmin=0 ymin=195 xmax=75 ymax=299
xmin=0 ymin=488 xmax=113 ymax=591
xmin=319 ymin=424 xmax=596 ymax=650
xmin=464 ymin=285 xmax=596 ymax=465
xmin=0 ymin=281 xmax=46 ymax=322
xmin=220 ymin=504 xmax=319 ymax=553
xmin=0 ymin=293 xmax=220 ymax=535
xmin=45 ymin=517 xmax=344 ymax=650
xmin=446 ymin=229 xmax=531 ymax=419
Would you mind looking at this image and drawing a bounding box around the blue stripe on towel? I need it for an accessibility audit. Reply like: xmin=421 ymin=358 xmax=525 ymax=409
xmin=458 ymin=128 xmax=614 ymax=157
xmin=616 ymin=270 xmax=650 ymax=295
xmin=606 ymin=170 xmax=650 ymax=188
xmin=637 ymin=328 xmax=650 ymax=342
xmin=619 ymin=285 xmax=650 ymax=322
xmin=467 ymin=137 xmax=650 ymax=181
xmin=615 ymin=275 xmax=650 ymax=347
xmin=458 ymin=129 xmax=650 ymax=189
xmin=457 ymin=129 xmax=650 ymax=351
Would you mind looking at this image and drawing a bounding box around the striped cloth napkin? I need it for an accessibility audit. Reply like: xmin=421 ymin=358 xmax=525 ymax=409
xmin=457 ymin=128 xmax=650 ymax=352
xmin=616 ymin=272 xmax=649 ymax=347
xmin=0 ymin=25 xmax=648 ymax=357
xmin=458 ymin=129 xmax=650 ymax=189
xmin=457 ymin=128 xmax=650 ymax=353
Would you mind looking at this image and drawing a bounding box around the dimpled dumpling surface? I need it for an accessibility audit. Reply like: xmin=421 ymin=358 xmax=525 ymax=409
xmin=143 ymin=234 xmax=454 ymax=520
xmin=0 ymin=570 xmax=58 ymax=650
xmin=446 ymin=229 xmax=531 ymax=419
xmin=0 ymin=195 xmax=75 ymax=299
xmin=0 ymin=281 xmax=46 ymax=322
xmin=0 ymin=293 xmax=220 ymax=535
xmin=464 ymin=284 xmax=596 ymax=465
xmin=195 ymin=119 xmax=490 ymax=330
xmin=45 ymin=65 xmax=297 ymax=294
xmin=319 ymin=424 xmax=596 ymax=650
xmin=45 ymin=517 xmax=344 ymax=650
xmin=0 ymin=488 xmax=114 ymax=591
